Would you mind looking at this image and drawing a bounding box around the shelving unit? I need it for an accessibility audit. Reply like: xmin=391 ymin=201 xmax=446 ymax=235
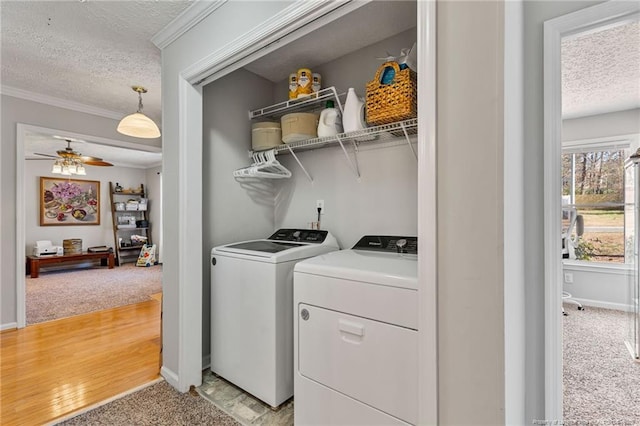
xmin=109 ymin=182 xmax=152 ymax=266
xmin=247 ymin=86 xmax=418 ymax=181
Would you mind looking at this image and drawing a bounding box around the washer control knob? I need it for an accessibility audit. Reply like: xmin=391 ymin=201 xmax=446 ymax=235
xmin=211 ymin=257 xmax=217 ymax=266
xmin=301 ymin=308 xmax=310 ymax=321
xmin=396 ymin=238 xmax=407 ymax=253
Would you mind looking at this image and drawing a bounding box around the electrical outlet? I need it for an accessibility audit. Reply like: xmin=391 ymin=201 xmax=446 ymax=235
xmin=316 ymin=199 xmax=325 ymax=214
xmin=564 ymin=272 xmax=573 ymax=284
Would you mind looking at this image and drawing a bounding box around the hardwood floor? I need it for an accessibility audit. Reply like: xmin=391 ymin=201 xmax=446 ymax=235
xmin=1 ymin=299 xmax=161 ymax=426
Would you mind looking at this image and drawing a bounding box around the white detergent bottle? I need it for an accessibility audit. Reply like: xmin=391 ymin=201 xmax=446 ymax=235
xmin=317 ymin=100 xmax=343 ymax=138
xmin=343 ymin=88 xmax=367 ymax=133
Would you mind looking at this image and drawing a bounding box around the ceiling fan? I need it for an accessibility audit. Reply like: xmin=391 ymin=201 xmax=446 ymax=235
xmin=34 ymin=138 xmax=113 ymax=175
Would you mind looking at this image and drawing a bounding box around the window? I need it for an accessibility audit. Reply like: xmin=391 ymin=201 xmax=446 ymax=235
xmin=562 ymin=145 xmax=630 ymax=263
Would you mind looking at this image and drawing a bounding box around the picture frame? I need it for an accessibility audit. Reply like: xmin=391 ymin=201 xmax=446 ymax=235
xmin=40 ymin=177 xmax=100 ymax=226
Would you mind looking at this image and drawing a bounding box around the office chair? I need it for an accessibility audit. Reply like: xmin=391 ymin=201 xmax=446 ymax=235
xmin=561 ymin=208 xmax=585 ymax=316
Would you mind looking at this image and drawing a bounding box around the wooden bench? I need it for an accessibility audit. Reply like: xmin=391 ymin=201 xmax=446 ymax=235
xmin=26 ymin=252 xmax=115 ymax=278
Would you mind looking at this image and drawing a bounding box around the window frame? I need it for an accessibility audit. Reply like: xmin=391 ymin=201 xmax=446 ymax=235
xmin=561 ymin=135 xmax=635 ymax=265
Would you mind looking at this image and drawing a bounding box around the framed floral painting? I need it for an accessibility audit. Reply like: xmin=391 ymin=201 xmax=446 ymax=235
xmin=40 ymin=177 xmax=100 ymax=226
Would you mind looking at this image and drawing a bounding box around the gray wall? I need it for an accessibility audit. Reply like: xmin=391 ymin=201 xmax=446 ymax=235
xmin=159 ymin=0 xmax=292 ymax=384
xmin=276 ymin=28 xmax=418 ymax=248
xmin=522 ymin=0 xmax=604 ymax=421
xmin=201 ymin=68 xmax=277 ymax=362
xmin=1 ymin=93 xmax=161 ymax=327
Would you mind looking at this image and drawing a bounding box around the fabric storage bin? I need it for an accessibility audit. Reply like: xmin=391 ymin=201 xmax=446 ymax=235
xmin=281 ymin=113 xmax=318 ymax=144
xmin=252 ymin=122 xmax=282 ymax=151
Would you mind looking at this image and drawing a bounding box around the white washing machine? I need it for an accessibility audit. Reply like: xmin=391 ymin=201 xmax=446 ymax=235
xmin=294 ymin=235 xmax=419 ymax=425
xmin=210 ymin=228 xmax=339 ymax=408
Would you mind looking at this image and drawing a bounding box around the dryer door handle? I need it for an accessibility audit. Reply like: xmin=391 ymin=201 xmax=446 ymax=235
xmin=338 ymin=319 xmax=364 ymax=337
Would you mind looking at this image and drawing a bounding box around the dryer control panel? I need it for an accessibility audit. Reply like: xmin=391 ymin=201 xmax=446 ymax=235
xmin=352 ymin=235 xmax=418 ymax=254
xmin=268 ymin=228 xmax=329 ymax=243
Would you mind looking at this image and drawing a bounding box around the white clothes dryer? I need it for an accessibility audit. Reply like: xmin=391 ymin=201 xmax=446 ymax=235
xmin=210 ymin=228 xmax=339 ymax=408
xmin=294 ymin=235 xmax=418 ymax=425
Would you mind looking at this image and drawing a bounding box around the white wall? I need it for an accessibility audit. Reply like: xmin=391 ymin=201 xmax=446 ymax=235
xmin=522 ymin=0 xmax=605 ymax=421
xmin=436 ymin=1 xmax=505 ymax=422
xmin=24 ymin=160 xmax=147 ymax=253
xmin=1 ymin=93 xmax=161 ymax=328
xmin=563 ymin=262 xmax=632 ymax=311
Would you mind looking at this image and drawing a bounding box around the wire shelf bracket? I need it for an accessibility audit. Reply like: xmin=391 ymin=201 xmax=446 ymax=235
xmin=285 ymin=145 xmax=313 ymax=183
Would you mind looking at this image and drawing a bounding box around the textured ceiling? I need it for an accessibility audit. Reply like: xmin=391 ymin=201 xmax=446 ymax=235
xmin=562 ymin=19 xmax=640 ymax=119
xmin=1 ymin=0 xmax=193 ymax=126
xmin=2 ymin=0 xmax=638 ymax=168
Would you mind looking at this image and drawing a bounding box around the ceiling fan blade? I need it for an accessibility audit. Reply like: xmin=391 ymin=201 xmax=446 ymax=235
xmin=84 ymin=160 xmax=113 ymax=167
xmin=34 ymin=152 xmax=60 ymax=159
xmin=79 ymin=155 xmax=104 ymax=162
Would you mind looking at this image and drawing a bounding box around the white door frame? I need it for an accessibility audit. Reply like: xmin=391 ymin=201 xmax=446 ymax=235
xmin=543 ymin=1 xmax=640 ymax=420
xmin=171 ymin=1 xmax=437 ymax=423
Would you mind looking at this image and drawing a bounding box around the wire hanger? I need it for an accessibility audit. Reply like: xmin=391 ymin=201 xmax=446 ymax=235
xmin=233 ymin=149 xmax=292 ymax=179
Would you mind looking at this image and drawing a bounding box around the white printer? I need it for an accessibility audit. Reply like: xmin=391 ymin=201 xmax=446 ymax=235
xmin=33 ymin=240 xmax=63 ymax=257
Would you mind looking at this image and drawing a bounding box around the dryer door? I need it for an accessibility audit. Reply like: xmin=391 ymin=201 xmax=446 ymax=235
xmin=298 ymin=304 xmax=418 ymax=424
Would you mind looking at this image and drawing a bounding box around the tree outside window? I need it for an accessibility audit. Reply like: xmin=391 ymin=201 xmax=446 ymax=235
xmin=562 ymin=149 xmax=626 ymax=263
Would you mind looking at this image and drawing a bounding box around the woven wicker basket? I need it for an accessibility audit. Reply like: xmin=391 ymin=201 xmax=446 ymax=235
xmin=365 ymin=61 xmax=417 ymax=126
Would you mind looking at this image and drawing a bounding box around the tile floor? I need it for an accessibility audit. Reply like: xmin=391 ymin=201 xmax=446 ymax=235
xmin=197 ymin=369 xmax=294 ymax=426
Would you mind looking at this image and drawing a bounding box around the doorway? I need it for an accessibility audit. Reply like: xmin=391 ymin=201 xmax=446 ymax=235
xmin=544 ymin=1 xmax=640 ymax=421
xmin=16 ymin=123 xmax=164 ymax=327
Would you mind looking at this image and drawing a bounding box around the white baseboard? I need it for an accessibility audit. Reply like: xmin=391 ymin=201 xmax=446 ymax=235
xmin=572 ymin=297 xmax=634 ymax=312
xmin=1 ymin=322 xmax=17 ymax=331
xmin=160 ymin=365 xmax=181 ymax=390
xmin=202 ymin=354 xmax=211 ymax=370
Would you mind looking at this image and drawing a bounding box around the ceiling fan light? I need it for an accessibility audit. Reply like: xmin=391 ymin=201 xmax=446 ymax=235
xmin=61 ymin=164 xmax=71 ymax=175
xmin=117 ymin=112 xmax=161 ymax=139
xmin=76 ymin=164 xmax=86 ymax=175
xmin=52 ymin=162 xmax=62 ymax=174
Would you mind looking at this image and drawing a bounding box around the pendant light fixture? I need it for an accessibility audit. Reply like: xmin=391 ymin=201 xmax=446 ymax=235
xmin=117 ymin=86 xmax=161 ymax=139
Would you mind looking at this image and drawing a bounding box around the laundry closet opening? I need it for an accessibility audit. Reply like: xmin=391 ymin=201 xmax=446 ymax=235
xmin=201 ymin=0 xmax=418 ymax=349
xmin=199 ymin=0 xmax=419 ymax=419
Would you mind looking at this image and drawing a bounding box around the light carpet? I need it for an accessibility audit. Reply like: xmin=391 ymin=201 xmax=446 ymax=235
xmin=58 ymin=380 xmax=239 ymax=426
xmin=27 ymin=263 xmax=162 ymax=325
xmin=563 ymin=304 xmax=640 ymax=425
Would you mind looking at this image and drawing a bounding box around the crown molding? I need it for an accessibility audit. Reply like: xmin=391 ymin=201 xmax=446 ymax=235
xmin=0 ymin=86 xmax=123 ymax=121
xmin=152 ymin=0 xmax=227 ymax=49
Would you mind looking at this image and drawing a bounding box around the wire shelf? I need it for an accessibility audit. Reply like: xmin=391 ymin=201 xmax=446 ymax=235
xmin=267 ymin=118 xmax=418 ymax=155
xmin=249 ymin=87 xmax=344 ymax=120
